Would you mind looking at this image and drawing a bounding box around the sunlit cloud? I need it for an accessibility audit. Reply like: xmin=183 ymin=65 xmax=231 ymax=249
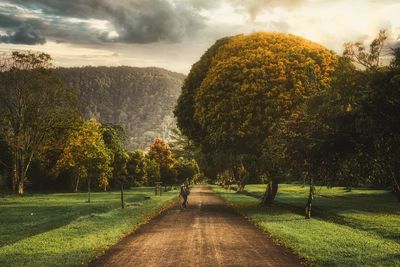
xmin=0 ymin=0 xmax=399 ymax=73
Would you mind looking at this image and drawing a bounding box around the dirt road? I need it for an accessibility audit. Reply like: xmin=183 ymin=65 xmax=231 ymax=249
xmin=90 ymin=186 xmax=302 ymax=267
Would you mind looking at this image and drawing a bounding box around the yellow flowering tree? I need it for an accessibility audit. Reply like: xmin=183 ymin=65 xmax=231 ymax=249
xmin=56 ymin=119 xmax=112 ymax=202
xmin=147 ymin=137 xmax=176 ymax=186
xmin=175 ymin=32 xmax=338 ymax=195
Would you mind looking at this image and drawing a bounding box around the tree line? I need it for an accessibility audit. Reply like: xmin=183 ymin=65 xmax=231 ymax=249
xmin=174 ymin=31 xmax=400 ymax=218
xmin=55 ymin=66 xmax=184 ymax=150
xmin=0 ymin=51 xmax=199 ymax=204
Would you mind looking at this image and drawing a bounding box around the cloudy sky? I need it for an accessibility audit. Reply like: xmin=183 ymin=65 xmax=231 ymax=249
xmin=0 ymin=0 xmax=399 ymax=74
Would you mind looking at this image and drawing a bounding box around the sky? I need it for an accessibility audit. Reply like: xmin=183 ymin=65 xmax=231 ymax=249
xmin=0 ymin=0 xmax=399 ymax=74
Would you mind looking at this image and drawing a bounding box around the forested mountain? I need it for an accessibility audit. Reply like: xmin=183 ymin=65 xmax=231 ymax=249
xmin=56 ymin=66 xmax=185 ymax=150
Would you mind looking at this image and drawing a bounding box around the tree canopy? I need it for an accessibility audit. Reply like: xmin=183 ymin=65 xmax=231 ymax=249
xmin=56 ymin=119 xmax=112 ymax=202
xmin=176 ymin=32 xmax=337 ymax=151
xmin=175 ymin=32 xmax=338 ymax=190
xmin=147 ymin=137 xmax=176 ymax=185
xmin=0 ymin=51 xmax=79 ymax=194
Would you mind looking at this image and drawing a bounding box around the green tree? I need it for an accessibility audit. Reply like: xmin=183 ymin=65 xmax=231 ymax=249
xmin=0 ymin=51 xmax=79 ymax=194
xmin=56 ymin=119 xmax=112 ymax=202
xmin=355 ymin=50 xmax=400 ymax=200
xmin=278 ymin=36 xmax=400 ymax=216
xmin=127 ymin=150 xmax=147 ymax=186
xmin=0 ymin=132 xmax=11 ymax=192
xmin=343 ymin=29 xmax=388 ymax=69
xmin=144 ymin=158 xmax=160 ymax=185
xmin=274 ymin=56 xmax=363 ymax=217
xmin=102 ymin=124 xmax=129 ymax=208
xmin=112 ymin=151 xmax=129 ymax=208
xmin=169 ymin=129 xmax=198 ymax=160
xmin=341 ymin=30 xmax=400 ymax=200
xmin=173 ymin=159 xmax=199 ymax=184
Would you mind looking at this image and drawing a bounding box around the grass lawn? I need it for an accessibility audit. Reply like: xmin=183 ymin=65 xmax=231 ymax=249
xmin=212 ymin=184 xmax=400 ymax=267
xmin=0 ymin=187 xmax=177 ymax=266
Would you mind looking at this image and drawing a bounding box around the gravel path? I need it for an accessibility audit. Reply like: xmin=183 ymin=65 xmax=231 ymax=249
xmin=90 ymin=185 xmax=303 ymax=267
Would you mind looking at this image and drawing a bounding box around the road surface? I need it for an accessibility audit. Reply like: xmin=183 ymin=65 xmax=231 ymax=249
xmin=90 ymin=186 xmax=303 ymax=267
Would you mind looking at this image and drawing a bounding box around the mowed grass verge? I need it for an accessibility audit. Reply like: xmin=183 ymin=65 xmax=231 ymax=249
xmin=212 ymin=184 xmax=400 ymax=267
xmin=0 ymin=188 xmax=177 ymax=266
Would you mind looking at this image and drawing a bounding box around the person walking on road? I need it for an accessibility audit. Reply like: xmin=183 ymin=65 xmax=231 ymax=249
xmin=180 ymin=181 xmax=190 ymax=208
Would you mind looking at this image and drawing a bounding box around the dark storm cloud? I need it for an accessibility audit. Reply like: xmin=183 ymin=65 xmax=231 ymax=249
xmin=0 ymin=24 xmax=45 ymax=45
xmin=0 ymin=10 xmax=104 ymax=45
xmin=0 ymin=0 xmax=205 ymax=45
xmin=106 ymin=0 xmax=204 ymax=43
xmin=0 ymin=13 xmax=22 ymax=28
xmin=0 ymin=12 xmax=47 ymax=44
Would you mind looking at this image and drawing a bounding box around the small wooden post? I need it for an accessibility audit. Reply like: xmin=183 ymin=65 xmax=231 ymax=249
xmin=155 ymin=182 xmax=162 ymax=196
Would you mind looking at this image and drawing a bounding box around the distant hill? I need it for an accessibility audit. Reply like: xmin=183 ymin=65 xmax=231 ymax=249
xmin=56 ymin=66 xmax=185 ymax=150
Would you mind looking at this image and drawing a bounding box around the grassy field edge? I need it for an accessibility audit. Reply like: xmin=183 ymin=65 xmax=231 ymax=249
xmin=211 ymin=185 xmax=400 ymax=267
xmin=0 ymin=191 xmax=178 ymax=267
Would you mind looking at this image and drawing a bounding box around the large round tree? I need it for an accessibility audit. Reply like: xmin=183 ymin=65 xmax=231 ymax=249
xmin=175 ymin=32 xmax=337 ymax=193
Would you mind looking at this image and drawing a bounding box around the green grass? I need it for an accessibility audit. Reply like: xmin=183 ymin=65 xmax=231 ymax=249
xmin=212 ymin=184 xmax=400 ymax=267
xmin=0 ymin=188 xmax=177 ymax=266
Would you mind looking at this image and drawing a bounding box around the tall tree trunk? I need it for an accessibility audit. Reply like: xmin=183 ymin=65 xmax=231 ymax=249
xmin=120 ymin=183 xmax=125 ymax=209
xmin=17 ymin=180 xmax=24 ymax=195
xmin=388 ymin=166 xmax=400 ymax=202
xmin=305 ymin=179 xmax=315 ymax=219
xmin=392 ymin=176 xmax=400 ymax=202
xmin=346 ymin=173 xmax=352 ymax=192
xmin=11 ymin=157 xmax=17 ymax=193
xmin=11 ymin=133 xmax=18 ymax=193
xmin=237 ymin=175 xmax=249 ymax=193
xmin=17 ymin=152 xmax=33 ymax=196
xmin=87 ymin=178 xmax=91 ymax=203
xmin=73 ymin=176 xmax=80 ymax=192
xmin=237 ymin=181 xmax=245 ymax=192
xmin=262 ymin=180 xmax=279 ymax=205
xmin=16 ymin=152 xmax=25 ymax=195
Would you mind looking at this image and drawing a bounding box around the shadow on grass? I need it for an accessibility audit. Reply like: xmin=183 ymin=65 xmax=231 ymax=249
xmin=0 ymin=193 xmax=154 ymax=247
xmin=0 ymin=204 xmax=111 ymax=247
xmin=240 ymin=189 xmax=400 ymax=242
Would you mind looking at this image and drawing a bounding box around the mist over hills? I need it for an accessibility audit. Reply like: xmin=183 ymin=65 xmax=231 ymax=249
xmin=56 ymin=66 xmax=185 ymax=150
